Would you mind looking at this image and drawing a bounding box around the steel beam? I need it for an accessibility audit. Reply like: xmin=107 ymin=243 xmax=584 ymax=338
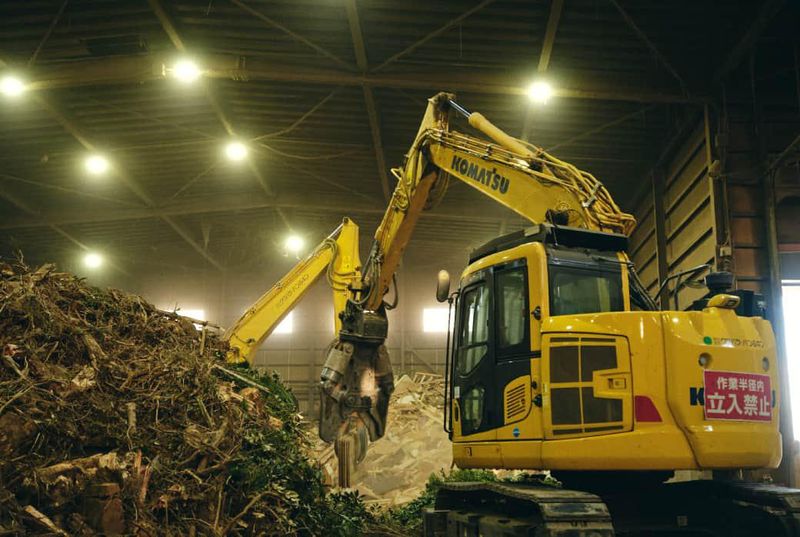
xmin=363 ymin=88 xmax=391 ymax=201
xmin=208 ymin=60 xmax=703 ymax=104
xmin=0 ymin=189 xmax=87 ymax=250
xmin=713 ymin=0 xmax=785 ymax=83
xmin=373 ymin=0 xmax=498 ymax=72
xmin=0 ymin=192 xmax=516 ymax=231
xmin=538 ymin=0 xmax=564 ymax=73
xmin=28 ymin=0 xmax=69 ymax=66
xmin=523 ymin=0 xmax=565 ymax=140
xmin=345 ymin=0 xmax=368 ymax=72
xmin=20 ymin=53 xmax=705 ymax=104
xmin=34 ymin=91 xmax=225 ymax=270
xmin=608 ymin=0 xmax=687 ymax=93
xmin=345 ymin=0 xmax=392 ymax=200
xmin=229 ymin=0 xmax=353 ymax=71
xmin=147 ymin=0 xmax=186 ymax=51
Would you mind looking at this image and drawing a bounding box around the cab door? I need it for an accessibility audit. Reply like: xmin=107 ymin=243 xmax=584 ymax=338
xmin=492 ymin=260 xmax=542 ymax=445
xmin=451 ymin=269 xmax=496 ymax=440
xmin=451 ymin=257 xmax=543 ymax=446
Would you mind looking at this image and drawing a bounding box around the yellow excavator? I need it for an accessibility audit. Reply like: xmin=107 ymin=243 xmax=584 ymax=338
xmin=225 ymin=93 xmax=797 ymax=535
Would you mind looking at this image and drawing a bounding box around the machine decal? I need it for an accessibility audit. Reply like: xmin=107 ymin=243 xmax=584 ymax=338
xmin=689 ymin=387 xmax=704 ymax=406
xmin=702 ymin=370 xmax=772 ymax=421
xmin=690 ymin=387 xmax=776 ymax=408
xmin=512 ymin=427 xmax=520 ymax=438
xmin=702 ymin=335 xmax=764 ymax=348
xmin=450 ymin=156 xmax=510 ymax=194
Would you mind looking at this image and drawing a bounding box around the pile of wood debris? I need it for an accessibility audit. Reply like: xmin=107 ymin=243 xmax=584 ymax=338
xmin=317 ymin=372 xmax=453 ymax=506
xmin=0 ymin=261 xmax=366 ymax=536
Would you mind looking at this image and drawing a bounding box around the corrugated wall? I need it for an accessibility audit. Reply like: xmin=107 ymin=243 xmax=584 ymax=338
xmin=630 ymin=116 xmax=718 ymax=308
xmin=629 ymin=184 xmax=657 ymax=296
xmin=723 ymin=105 xmax=772 ymax=296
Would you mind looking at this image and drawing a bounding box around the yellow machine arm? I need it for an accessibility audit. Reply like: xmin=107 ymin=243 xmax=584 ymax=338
xmin=226 ymin=93 xmax=634 ymax=364
xmin=362 ymin=92 xmax=635 ymax=311
xmin=223 ymin=93 xmax=636 ymax=486
xmin=224 ymin=218 xmax=361 ymax=365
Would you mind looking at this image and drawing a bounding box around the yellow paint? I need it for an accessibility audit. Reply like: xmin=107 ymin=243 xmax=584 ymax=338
xmin=224 ymin=219 xmax=361 ymax=364
xmin=452 ymin=242 xmax=782 ymax=472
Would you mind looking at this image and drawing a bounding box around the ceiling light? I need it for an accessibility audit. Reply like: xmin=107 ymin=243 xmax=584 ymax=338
xmin=285 ymin=235 xmax=304 ymax=255
xmin=85 ymin=154 xmax=110 ymax=175
xmin=225 ymin=141 xmax=248 ymax=162
xmin=527 ymin=81 xmax=553 ymax=104
xmin=83 ymin=252 xmax=103 ymax=269
xmin=0 ymin=75 xmax=25 ymax=98
xmin=171 ymin=59 xmax=202 ymax=83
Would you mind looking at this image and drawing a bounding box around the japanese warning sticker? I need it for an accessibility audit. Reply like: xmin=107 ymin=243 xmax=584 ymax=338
xmin=703 ymin=370 xmax=772 ymax=421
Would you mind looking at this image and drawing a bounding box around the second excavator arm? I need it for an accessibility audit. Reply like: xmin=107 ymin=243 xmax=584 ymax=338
xmin=224 ymin=218 xmax=361 ymax=365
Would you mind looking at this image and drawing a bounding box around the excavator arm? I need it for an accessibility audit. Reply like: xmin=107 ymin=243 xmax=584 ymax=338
xmin=360 ymin=92 xmax=635 ymax=313
xmin=321 ymin=93 xmax=637 ymax=484
xmin=225 ymin=93 xmax=636 ymax=486
xmin=224 ymin=218 xmax=361 ymax=365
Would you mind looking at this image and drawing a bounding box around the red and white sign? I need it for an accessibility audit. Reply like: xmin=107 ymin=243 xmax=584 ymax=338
xmin=703 ymin=370 xmax=772 ymax=422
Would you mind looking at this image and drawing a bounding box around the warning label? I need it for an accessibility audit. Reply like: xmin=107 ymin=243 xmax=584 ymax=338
xmin=703 ymin=370 xmax=772 ymax=422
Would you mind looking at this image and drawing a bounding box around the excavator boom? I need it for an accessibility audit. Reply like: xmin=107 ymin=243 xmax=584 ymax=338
xmin=220 ymin=92 xmax=791 ymax=533
xmin=363 ymin=92 xmax=635 ymax=312
xmin=226 ymin=93 xmax=641 ymax=485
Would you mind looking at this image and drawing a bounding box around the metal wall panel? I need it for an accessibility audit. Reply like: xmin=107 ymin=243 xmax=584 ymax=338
xmin=631 ymin=117 xmax=716 ymax=309
xmin=630 ymin=188 xmax=658 ymax=293
xmin=724 ymin=109 xmax=771 ymax=290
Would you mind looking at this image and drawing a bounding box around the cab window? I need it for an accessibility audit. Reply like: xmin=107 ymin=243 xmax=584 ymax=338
xmin=495 ymin=266 xmax=529 ymax=358
xmin=456 ymin=282 xmax=489 ymax=375
xmin=461 ymin=386 xmax=485 ymax=434
xmin=549 ymin=266 xmax=623 ymax=316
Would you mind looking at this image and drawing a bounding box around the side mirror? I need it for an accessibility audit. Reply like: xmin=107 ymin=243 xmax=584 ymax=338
xmin=436 ymin=270 xmax=451 ymax=303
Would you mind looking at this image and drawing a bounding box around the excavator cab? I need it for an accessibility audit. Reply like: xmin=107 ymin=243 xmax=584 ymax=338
xmin=429 ymin=226 xmax=791 ymax=535
xmin=441 ymin=223 xmax=781 ymax=476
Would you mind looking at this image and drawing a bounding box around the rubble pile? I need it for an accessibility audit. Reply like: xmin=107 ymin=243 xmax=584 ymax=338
xmin=0 ymin=261 xmax=364 ymax=536
xmin=352 ymin=372 xmax=452 ymax=506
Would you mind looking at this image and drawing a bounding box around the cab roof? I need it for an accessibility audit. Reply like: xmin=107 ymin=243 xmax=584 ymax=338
xmin=468 ymin=224 xmax=628 ymax=265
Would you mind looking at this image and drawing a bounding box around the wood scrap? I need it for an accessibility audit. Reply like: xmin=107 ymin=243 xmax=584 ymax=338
xmin=0 ymin=259 xmax=365 ymax=536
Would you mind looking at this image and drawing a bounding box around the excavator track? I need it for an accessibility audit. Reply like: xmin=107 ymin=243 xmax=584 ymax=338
xmin=605 ymin=480 xmax=800 ymax=536
xmin=423 ymin=480 xmax=800 ymax=536
xmin=424 ymin=481 xmax=614 ymax=536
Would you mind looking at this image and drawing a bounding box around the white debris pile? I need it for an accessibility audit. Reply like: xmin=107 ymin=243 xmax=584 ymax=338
xmin=352 ymin=372 xmax=452 ymax=506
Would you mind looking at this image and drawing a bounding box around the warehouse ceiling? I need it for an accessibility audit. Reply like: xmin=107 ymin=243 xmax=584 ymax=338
xmin=0 ymin=0 xmax=798 ymax=281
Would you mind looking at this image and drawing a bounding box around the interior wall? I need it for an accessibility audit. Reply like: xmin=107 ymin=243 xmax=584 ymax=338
xmin=629 ymin=113 xmax=717 ymax=308
xmin=722 ymin=104 xmax=774 ymax=297
xmin=777 ymin=193 xmax=800 ymax=280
